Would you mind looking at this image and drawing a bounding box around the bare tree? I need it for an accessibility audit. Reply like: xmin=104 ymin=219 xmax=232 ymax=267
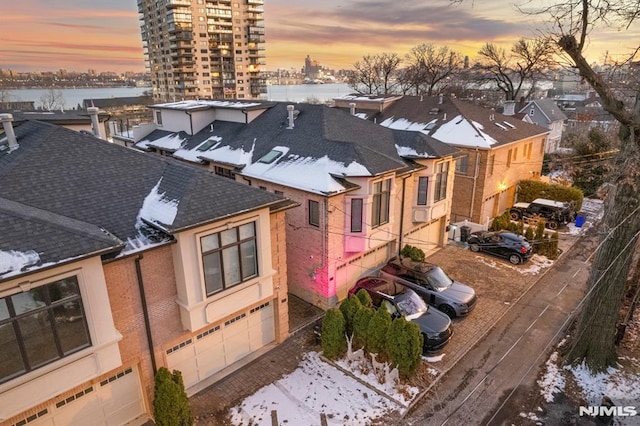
xmin=39 ymin=88 xmax=66 ymax=111
xmin=477 ymin=38 xmax=554 ymax=101
xmin=403 ymin=43 xmax=463 ymax=96
xmin=348 ymin=53 xmax=401 ymax=95
xmin=530 ymin=0 xmax=640 ymax=373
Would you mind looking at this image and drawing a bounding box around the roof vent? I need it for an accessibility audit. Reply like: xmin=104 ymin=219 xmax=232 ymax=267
xmin=286 ymin=105 xmax=295 ymax=129
xmin=0 ymin=113 xmax=18 ymax=151
xmin=438 ymin=93 xmax=444 ymax=104
xmin=349 ymin=102 xmax=356 ymax=116
xmin=429 ymin=108 xmax=440 ymax=115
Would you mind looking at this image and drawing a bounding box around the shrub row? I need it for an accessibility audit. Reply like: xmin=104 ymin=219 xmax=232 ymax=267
xmin=517 ymin=179 xmax=584 ymax=211
xmin=489 ymin=212 xmax=559 ymax=259
xmin=321 ymin=289 xmax=423 ymax=378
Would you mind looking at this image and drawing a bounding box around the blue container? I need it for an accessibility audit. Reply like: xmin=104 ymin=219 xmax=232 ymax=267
xmin=575 ymin=215 xmax=586 ymax=228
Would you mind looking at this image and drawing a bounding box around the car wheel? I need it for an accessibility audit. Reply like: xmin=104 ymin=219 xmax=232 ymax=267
xmin=439 ymin=304 xmax=456 ymax=319
xmin=509 ymin=254 xmax=522 ymax=265
xmin=469 ymin=243 xmax=480 ymax=252
xmin=510 ymin=211 xmax=521 ymax=221
xmin=548 ymin=221 xmax=559 ymax=230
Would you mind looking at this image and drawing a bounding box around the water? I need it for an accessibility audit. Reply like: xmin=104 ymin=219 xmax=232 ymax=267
xmin=5 ymin=87 xmax=152 ymax=110
xmin=5 ymin=83 xmax=353 ymax=109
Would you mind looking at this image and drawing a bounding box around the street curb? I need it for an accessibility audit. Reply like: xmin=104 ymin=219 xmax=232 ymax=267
xmin=401 ymin=232 xmax=585 ymax=419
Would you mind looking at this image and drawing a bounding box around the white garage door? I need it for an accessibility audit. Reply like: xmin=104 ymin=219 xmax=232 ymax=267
xmin=403 ymin=217 xmax=443 ymax=259
xmin=18 ymin=367 xmax=146 ymax=426
xmin=335 ymin=243 xmax=392 ymax=301
xmin=166 ymin=302 xmax=275 ymax=389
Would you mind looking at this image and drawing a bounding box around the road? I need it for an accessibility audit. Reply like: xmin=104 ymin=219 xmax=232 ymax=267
xmin=401 ymin=232 xmax=598 ymax=425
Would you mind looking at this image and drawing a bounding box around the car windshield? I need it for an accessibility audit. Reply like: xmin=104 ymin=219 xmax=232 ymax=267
xmin=427 ymin=266 xmax=453 ymax=290
xmin=396 ymin=290 xmax=428 ymax=319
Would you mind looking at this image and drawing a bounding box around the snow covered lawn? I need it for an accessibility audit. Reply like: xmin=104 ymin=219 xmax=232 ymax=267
xmin=230 ymin=352 xmax=416 ymax=425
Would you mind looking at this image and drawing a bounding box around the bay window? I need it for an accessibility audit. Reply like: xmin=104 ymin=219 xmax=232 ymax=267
xmin=417 ymin=176 xmax=428 ymax=205
xmin=0 ymin=276 xmax=91 ymax=384
xmin=201 ymin=222 xmax=258 ymax=296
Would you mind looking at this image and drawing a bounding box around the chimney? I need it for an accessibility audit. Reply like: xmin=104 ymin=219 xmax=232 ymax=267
xmin=438 ymin=93 xmax=444 ymax=105
xmin=87 ymin=106 xmax=101 ymax=137
xmin=349 ymin=102 xmax=356 ymax=116
xmin=0 ymin=113 xmax=18 ymax=151
xmin=286 ymin=105 xmax=295 ymax=129
xmin=503 ymin=100 xmax=516 ymax=116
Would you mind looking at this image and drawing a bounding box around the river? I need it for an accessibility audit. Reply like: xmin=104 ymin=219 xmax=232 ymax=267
xmin=4 ymin=83 xmax=353 ymax=109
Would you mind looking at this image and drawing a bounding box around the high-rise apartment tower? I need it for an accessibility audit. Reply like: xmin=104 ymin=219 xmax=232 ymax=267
xmin=137 ymin=0 xmax=266 ymax=101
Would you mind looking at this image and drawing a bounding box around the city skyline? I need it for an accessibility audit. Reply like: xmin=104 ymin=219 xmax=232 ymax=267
xmin=2 ymin=0 xmax=639 ymax=74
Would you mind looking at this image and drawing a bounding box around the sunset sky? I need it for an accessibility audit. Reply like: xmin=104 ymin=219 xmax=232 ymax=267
xmin=1 ymin=0 xmax=638 ymax=74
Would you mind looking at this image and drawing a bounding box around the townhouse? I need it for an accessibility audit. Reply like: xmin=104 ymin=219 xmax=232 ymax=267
xmin=0 ymin=113 xmax=294 ymax=425
xmin=518 ymin=98 xmax=567 ymax=153
xmin=336 ymin=95 xmax=551 ymax=225
xmin=120 ymin=100 xmax=458 ymax=309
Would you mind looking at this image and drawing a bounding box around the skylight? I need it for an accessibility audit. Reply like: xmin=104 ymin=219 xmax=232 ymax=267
xmin=197 ymin=139 xmax=218 ymax=152
xmin=429 ymin=108 xmax=440 ymax=115
xmin=494 ymin=122 xmax=508 ymax=130
xmin=503 ymin=121 xmax=516 ymax=129
xmin=258 ymin=149 xmax=283 ymax=164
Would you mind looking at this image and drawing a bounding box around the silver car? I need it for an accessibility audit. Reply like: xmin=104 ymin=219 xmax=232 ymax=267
xmin=379 ymin=257 xmax=477 ymax=319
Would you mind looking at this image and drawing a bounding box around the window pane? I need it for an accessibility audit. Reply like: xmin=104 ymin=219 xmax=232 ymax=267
xmin=417 ymin=177 xmax=428 ymax=205
xmin=0 ymin=323 xmax=24 ymax=382
xmin=240 ymin=240 xmax=257 ymax=279
xmin=11 ymin=291 xmax=45 ymax=315
xmin=220 ymin=228 xmax=237 ymax=246
xmin=0 ymin=299 xmax=8 ymax=321
xmin=201 ymin=233 xmax=219 ymax=252
xmin=372 ymin=194 xmax=381 ymax=227
xmin=49 ymin=277 xmax=80 ymax=303
xmin=222 ymin=247 xmax=241 ymax=286
xmin=203 ymin=252 xmax=223 ymax=294
xmin=239 ymin=222 xmax=255 ymax=240
xmin=53 ymin=304 xmax=91 ymax=355
xmin=381 ymin=191 xmax=390 ymax=224
xmin=309 ymin=200 xmax=319 ymax=227
xmin=351 ymin=199 xmax=363 ymax=232
xmin=19 ymin=313 xmax=58 ymax=369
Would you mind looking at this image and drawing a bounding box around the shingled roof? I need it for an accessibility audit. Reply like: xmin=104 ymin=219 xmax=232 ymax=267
xmin=139 ymin=102 xmax=458 ymax=195
xmin=0 ymin=120 xmax=285 ymax=281
xmin=365 ymin=96 xmax=550 ymax=149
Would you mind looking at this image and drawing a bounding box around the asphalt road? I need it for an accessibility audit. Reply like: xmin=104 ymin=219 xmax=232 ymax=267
xmin=401 ymin=231 xmax=598 ymax=426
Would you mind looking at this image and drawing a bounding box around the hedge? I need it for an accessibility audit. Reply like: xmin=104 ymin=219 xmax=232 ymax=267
xmin=517 ymin=179 xmax=583 ymax=211
xmin=339 ymin=295 xmax=362 ymax=337
xmin=153 ymin=368 xmax=193 ymax=426
xmin=321 ymin=308 xmax=347 ymax=360
xmin=386 ymin=318 xmax=423 ymax=378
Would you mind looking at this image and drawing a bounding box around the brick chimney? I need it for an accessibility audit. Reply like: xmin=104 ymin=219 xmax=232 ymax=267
xmin=0 ymin=113 xmax=18 ymax=151
xmin=503 ymin=100 xmax=516 ymax=116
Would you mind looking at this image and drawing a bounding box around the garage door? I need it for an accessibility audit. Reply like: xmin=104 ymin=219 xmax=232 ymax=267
xmin=166 ymin=302 xmax=275 ymax=389
xmin=16 ymin=367 xmax=146 ymax=426
xmin=335 ymin=243 xmax=392 ymax=301
xmin=403 ymin=217 xmax=443 ymax=259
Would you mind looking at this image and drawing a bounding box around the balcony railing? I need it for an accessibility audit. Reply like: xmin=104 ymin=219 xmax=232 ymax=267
xmin=167 ymin=0 xmax=191 ymax=8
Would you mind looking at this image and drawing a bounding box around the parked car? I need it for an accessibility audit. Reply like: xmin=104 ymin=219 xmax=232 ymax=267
xmin=379 ymin=257 xmax=477 ymax=319
xmin=348 ymin=277 xmax=453 ymax=352
xmin=509 ymin=198 xmax=576 ymax=229
xmin=467 ymin=230 xmax=533 ymax=265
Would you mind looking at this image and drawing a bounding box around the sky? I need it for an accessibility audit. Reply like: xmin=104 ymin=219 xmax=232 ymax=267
xmin=1 ymin=0 xmax=639 ymax=74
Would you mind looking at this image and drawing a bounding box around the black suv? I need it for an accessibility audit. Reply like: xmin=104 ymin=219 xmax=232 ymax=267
xmin=509 ymin=198 xmax=575 ymax=229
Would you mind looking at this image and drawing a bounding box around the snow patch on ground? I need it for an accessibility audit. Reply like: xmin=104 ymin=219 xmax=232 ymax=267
xmin=538 ymin=351 xmax=565 ymax=402
xmin=230 ymin=352 xmax=409 ymax=425
xmin=472 ymin=254 xmax=552 ymax=275
xmin=423 ymin=354 xmax=445 ymax=363
xmin=565 ymin=358 xmax=640 ymax=406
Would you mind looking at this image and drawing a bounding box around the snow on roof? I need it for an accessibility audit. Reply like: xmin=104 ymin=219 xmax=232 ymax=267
xmin=137 ymin=133 xmax=186 ymax=151
xmin=0 ymin=249 xmax=40 ymax=278
xmin=334 ymin=94 xmax=386 ymax=101
xmin=242 ymin=153 xmax=370 ymax=195
xmin=354 ymin=112 xmax=368 ymax=120
xmin=197 ymin=139 xmax=255 ymax=166
xmin=152 ymin=100 xmax=263 ymax=110
xmin=122 ymin=178 xmax=178 ymax=254
xmin=173 ymin=136 xmax=222 ymax=163
xmin=431 ymin=115 xmax=496 ymax=148
xmin=380 ymin=117 xmax=436 ymax=131
xmin=139 ymin=177 xmax=179 ymax=228
xmin=395 ymin=144 xmax=435 ymax=158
